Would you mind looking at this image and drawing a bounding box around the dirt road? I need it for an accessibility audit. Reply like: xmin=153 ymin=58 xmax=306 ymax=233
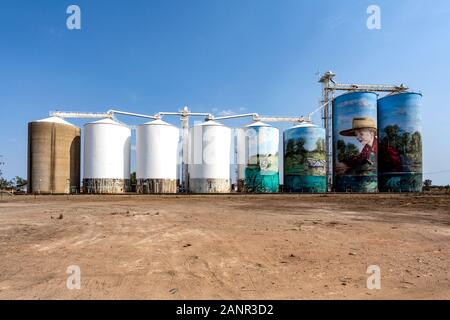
xmin=0 ymin=194 xmax=449 ymax=299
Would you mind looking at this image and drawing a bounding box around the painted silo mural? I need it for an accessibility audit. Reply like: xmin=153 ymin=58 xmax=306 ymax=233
xmin=284 ymin=124 xmax=326 ymax=192
xmin=378 ymin=93 xmax=423 ymax=192
xmin=244 ymin=122 xmax=279 ymax=193
xmin=333 ymin=92 xmax=378 ymax=192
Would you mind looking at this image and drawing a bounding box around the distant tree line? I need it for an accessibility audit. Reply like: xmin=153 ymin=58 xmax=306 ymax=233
xmin=423 ymin=179 xmax=450 ymax=191
xmin=0 ymin=155 xmax=27 ymax=190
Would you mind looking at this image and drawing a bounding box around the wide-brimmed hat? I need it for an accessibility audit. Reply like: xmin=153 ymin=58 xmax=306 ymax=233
xmin=340 ymin=117 xmax=377 ymax=137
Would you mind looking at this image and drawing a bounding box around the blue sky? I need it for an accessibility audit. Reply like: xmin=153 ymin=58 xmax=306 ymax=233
xmin=1 ymin=0 xmax=449 ymax=184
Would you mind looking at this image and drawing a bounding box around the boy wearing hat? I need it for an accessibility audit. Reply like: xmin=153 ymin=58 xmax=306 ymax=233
xmin=336 ymin=117 xmax=377 ymax=174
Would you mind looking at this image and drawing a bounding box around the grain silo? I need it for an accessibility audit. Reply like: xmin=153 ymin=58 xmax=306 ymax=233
xmin=241 ymin=121 xmax=279 ymax=193
xmin=284 ymin=123 xmax=326 ymax=193
xmin=236 ymin=128 xmax=246 ymax=192
xmin=378 ymin=92 xmax=423 ymax=192
xmin=83 ymin=118 xmax=131 ymax=194
xmin=27 ymin=117 xmax=80 ymax=194
xmin=136 ymin=119 xmax=179 ymax=194
xmin=188 ymin=120 xmax=231 ymax=193
xmin=333 ymin=92 xmax=378 ymax=192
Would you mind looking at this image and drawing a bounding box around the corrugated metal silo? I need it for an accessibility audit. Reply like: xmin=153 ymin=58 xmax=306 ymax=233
xmin=83 ymin=118 xmax=131 ymax=194
xmin=27 ymin=117 xmax=80 ymax=194
xmin=242 ymin=121 xmax=279 ymax=193
xmin=284 ymin=123 xmax=326 ymax=192
xmin=236 ymin=128 xmax=246 ymax=192
xmin=378 ymin=92 xmax=423 ymax=192
xmin=188 ymin=120 xmax=231 ymax=193
xmin=333 ymin=92 xmax=378 ymax=192
xmin=136 ymin=119 xmax=179 ymax=194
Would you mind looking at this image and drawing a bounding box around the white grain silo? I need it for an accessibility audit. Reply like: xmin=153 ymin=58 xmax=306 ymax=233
xmin=188 ymin=120 xmax=231 ymax=193
xmin=136 ymin=119 xmax=179 ymax=194
xmin=235 ymin=127 xmax=246 ymax=192
xmin=83 ymin=118 xmax=131 ymax=194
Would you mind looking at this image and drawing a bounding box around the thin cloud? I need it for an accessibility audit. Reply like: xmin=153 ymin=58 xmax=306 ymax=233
xmin=217 ymin=109 xmax=236 ymax=116
xmin=210 ymin=107 xmax=249 ymax=117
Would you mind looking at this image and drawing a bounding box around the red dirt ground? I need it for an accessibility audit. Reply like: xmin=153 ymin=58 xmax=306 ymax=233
xmin=0 ymin=193 xmax=449 ymax=299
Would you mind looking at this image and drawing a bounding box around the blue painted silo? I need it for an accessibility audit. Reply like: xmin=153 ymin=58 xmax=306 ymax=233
xmin=283 ymin=123 xmax=326 ymax=192
xmin=333 ymin=92 xmax=378 ymax=192
xmin=378 ymin=92 xmax=423 ymax=192
xmin=242 ymin=121 xmax=279 ymax=193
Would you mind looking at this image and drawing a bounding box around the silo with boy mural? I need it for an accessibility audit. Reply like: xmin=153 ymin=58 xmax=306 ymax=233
xmin=333 ymin=92 xmax=378 ymax=192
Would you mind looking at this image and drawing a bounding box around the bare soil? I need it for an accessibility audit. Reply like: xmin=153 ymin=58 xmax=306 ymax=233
xmin=0 ymin=193 xmax=449 ymax=300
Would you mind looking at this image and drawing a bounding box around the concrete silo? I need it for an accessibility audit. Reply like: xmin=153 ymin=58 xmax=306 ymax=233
xmin=136 ymin=119 xmax=179 ymax=194
xmin=83 ymin=118 xmax=131 ymax=194
xmin=378 ymin=92 xmax=423 ymax=192
xmin=27 ymin=116 xmax=80 ymax=194
xmin=188 ymin=120 xmax=231 ymax=193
